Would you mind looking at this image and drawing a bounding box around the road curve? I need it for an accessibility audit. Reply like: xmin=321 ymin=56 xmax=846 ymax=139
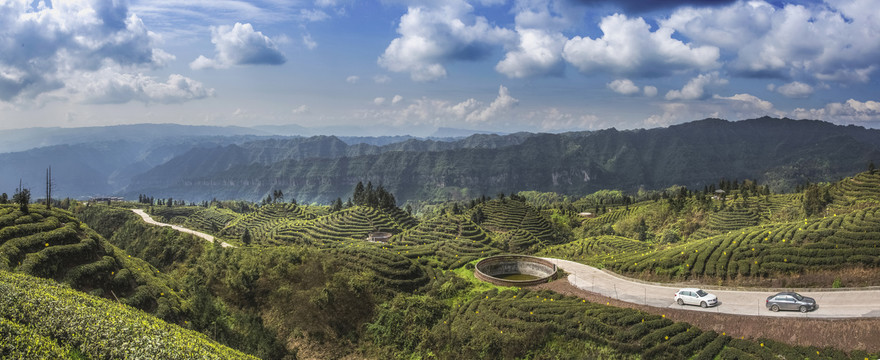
xmin=131 ymin=209 xmax=235 ymax=248
xmin=545 ymin=258 xmax=880 ymax=319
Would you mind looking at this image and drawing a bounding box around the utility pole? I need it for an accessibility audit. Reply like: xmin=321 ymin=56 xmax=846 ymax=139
xmin=46 ymin=167 xmax=52 ymax=209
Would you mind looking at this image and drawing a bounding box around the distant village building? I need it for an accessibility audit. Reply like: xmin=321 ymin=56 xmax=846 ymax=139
xmin=713 ymin=189 xmax=726 ymax=200
xmin=578 ymin=212 xmax=596 ymax=218
xmin=89 ymin=196 xmax=125 ymax=203
xmin=366 ymin=232 xmax=393 ymax=242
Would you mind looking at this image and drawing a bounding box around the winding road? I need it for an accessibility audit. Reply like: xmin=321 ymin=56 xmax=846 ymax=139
xmin=546 ymin=258 xmax=880 ymax=319
xmin=124 ymin=211 xmax=880 ymax=318
xmin=131 ymin=209 xmax=235 ymax=248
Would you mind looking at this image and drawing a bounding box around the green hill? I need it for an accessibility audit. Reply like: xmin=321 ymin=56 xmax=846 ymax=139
xmin=390 ymin=214 xmax=501 ymax=269
xmin=548 ymin=205 xmax=880 ymax=287
xmin=0 ymin=205 xmax=183 ymax=320
xmin=0 ymin=270 xmax=257 ymax=360
xmin=272 ymin=206 xmax=413 ymax=246
xmin=475 ymin=199 xmax=562 ymax=253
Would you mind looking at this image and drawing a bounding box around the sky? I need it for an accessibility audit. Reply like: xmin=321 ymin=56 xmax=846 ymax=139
xmin=1 ymin=0 xmax=879 ymax=136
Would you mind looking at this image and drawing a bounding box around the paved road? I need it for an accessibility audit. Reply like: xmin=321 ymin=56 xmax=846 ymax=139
xmin=546 ymin=258 xmax=880 ymax=319
xmin=131 ymin=209 xmax=235 ymax=248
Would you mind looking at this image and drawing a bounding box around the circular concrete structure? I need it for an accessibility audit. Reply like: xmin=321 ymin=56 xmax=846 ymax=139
xmin=475 ymin=255 xmax=557 ymax=287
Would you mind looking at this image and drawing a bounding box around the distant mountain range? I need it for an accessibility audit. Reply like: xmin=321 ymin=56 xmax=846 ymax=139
xmin=3 ymin=118 xmax=878 ymax=203
xmin=124 ymin=117 xmax=880 ymax=203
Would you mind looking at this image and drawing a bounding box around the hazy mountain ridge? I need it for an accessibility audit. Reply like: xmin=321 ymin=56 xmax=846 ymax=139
xmin=0 ymin=123 xmax=266 ymax=154
xmin=129 ymin=132 xmax=536 ymax=191
xmin=124 ymin=117 xmax=880 ymax=204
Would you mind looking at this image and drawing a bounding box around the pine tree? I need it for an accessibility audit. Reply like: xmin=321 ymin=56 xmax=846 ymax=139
xmin=353 ymin=182 xmax=365 ymax=206
xmin=241 ymin=227 xmax=251 ymax=245
xmin=330 ymin=198 xmax=343 ymax=212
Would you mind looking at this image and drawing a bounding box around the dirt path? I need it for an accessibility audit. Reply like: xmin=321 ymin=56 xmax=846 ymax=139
xmin=545 ymin=258 xmax=880 ymax=319
xmin=131 ymin=209 xmax=235 ymax=248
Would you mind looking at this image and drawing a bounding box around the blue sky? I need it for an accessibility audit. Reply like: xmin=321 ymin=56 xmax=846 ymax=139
xmin=1 ymin=0 xmax=878 ymax=136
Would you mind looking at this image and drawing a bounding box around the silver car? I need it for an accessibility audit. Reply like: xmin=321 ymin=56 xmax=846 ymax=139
xmin=674 ymin=288 xmax=718 ymax=308
xmin=766 ymin=292 xmax=817 ymax=313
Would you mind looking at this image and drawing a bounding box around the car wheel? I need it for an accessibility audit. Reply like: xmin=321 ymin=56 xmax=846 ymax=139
xmin=800 ymin=305 xmax=807 ymax=313
xmin=677 ymin=299 xmax=684 ymax=306
xmin=770 ymin=304 xmax=779 ymax=312
xmin=700 ymin=301 xmax=707 ymax=308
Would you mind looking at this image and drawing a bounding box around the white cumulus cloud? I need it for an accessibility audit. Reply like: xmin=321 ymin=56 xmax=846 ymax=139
xmin=713 ymin=93 xmax=777 ymax=112
xmin=496 ymin=27 xmax=567 ymax=78
xmin=378 ymin=0 xmax=514 ymax=81
xmin=346 ymin=75 xmax=360 ymax=84
xmin=793 ymin=99 xmax=880 ymax=123
xmin=665 ymin=72 xmax=727 ymax=100
xmin=466 ymin=85 xmax=519 ymax=122
xmin=373 ymin=75 xmax=392 ymax=84
xmin=303 ymin=33 xmax=318 ymax=50
xmin=563 ymin=13 xmax=720 ymax=77
xmin=775 ymin=81 xmax=814 ymax=98
xmin=353 ymin=85 xmax=518 ymax=127
xmin=190 ymin=23 xmax=286 ymax=70
xmin=607 ymin=79 xmax=641 ymax=95
xmin=71 ymin=70 xmax=213 ymax=104
xmin=663 ymin=0 xmax=880 ymax=84
xmin=292 ymin=105 xmax=310 ymax=114
xmin=644 ymin=85 xmax=658 ymax=97
xmin=0 ymin=0 xmax=181 ymax=103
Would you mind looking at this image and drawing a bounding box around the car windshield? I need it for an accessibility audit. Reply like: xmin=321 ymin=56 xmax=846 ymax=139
xmin=792 ymin=293 xmax=803 ymax=301
xmin=696 ymin=290 xmax=708 ymax=297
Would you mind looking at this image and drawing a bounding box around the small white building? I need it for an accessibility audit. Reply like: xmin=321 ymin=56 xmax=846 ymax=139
xmin=366 ymin=232 xmax=392 ymax=242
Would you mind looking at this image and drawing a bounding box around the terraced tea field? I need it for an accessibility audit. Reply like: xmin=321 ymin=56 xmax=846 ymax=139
xmin=390 ymin=215 xmax=502 ymax=269
xmin=476 ymin=200 xmax=562 ymax=252
xmin=430 ymin=288 xmax=869 ymax=359
xmin=273 ymin=206 xmax=412 ymax=246
xmin=0 ymin=270 xmax=257 ymax=359
xmin=0 ymin=205 xmax=182 ymax=319
xmin=570 ymin=205 xmax=880 ymax=284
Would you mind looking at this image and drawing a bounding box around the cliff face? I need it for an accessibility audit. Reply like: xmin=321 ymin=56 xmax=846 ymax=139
xmin=124 ymin=118 xmax=880 ymax=203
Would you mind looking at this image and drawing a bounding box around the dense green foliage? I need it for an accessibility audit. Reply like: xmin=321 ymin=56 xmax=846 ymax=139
xmin=541 ymin=171 xmax=880 ymax=286
xmin=0 ymin=270 xmax=258 ymax=360
xmin=0 ymin=204 xmax=183 ymax=320
xmin=8 ymin=168 xmax=872 ymax=358
xmin=366 ymin=288 xmax=873 ymax=359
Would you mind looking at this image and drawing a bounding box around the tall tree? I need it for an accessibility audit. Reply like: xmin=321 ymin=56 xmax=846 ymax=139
xmin=330 ymin=198 xmax=343 ymax=212
xmin=353 ymin=181 xmax=365 ymax=206
xmin=241 ymin=227 xmax=251 ymax=246
xmin=13 ymin=179 xmax=30 ymax=213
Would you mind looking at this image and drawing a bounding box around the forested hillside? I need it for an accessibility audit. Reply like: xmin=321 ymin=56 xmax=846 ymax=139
xmin=69 ymin=171 xmax=880 ymax=358
xmin=125 ymin=117 xmax=880 ymax=203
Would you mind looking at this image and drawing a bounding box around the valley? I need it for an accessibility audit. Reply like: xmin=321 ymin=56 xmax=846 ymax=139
xmin=2 ymin=119 xmax=880 ymax=359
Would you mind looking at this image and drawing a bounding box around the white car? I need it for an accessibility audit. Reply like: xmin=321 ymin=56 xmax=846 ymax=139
xmin=674 ymin=288 xmax=718 ymax=308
